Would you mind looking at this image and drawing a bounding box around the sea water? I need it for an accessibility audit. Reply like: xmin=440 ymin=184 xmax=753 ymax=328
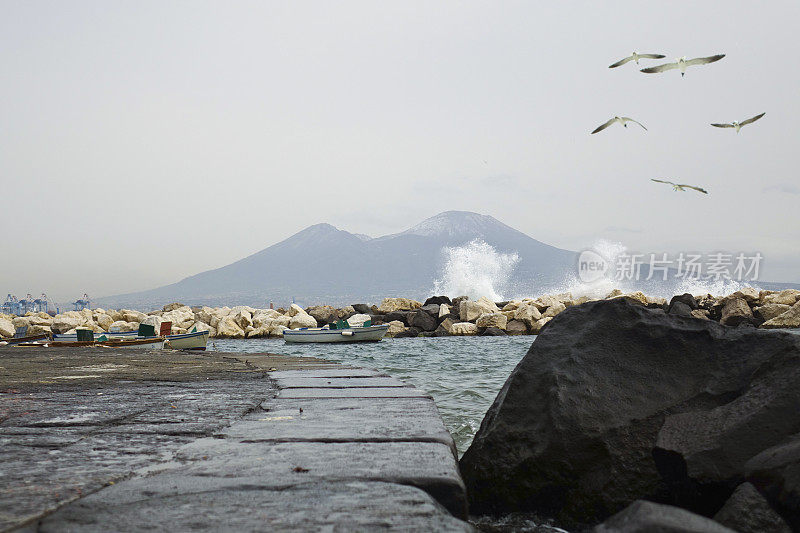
xmin=212 ymin=335 xmax=534 ymax=455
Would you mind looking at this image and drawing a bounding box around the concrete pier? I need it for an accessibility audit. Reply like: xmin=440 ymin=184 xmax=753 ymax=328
xmin=0 ymin=348 xmax=471 ymax=531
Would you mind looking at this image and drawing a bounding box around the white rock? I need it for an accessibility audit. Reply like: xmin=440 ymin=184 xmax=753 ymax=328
xmin=216 ymin=316 xmax=245 ymax=338
xmin=122 ymin=309 xmax=147 ymax=323
xmin=337 ymin=306 xmax=357 ymax=318
xmin=346 ymin=313 xmax=371 ymax=327
xmin=109 ymin=320 xmax=138 ymax=332
xmin=95 ymin=313 xmax=114 ymax=330
xmin=195 ymin=306 xmax=216 ymax=325
xmin=289 ymin=312 xmax=317 ymax=329
xmin=377 ymin=298 xmax=422 ymax=313
xmin=460 ymin=299 xmax=499 ymax=322
xmin=0 ymin=318 xmax=15 ymax=338
xmin=756 ymin=303 xmax=792 ymax=322
xmin=51 ymin=316 xmax=85 ymax=334
xmin=731 ymin=287 xmax=760 ymax=303
xmin=530 ymin=316 xmax=552 ymax=334
xmin=11 ymin=316 xmax=30 ymax=329
xmin=761 ymin=301 xmax=800 ymax=329
xmin=188 ymin=321 xmax=212 ymax=335
xmin=27 ymin=324 xmax=52 ymax=336
xmin=476 ymin=313 xmax=508 ymax=330
xmin=252 ymin=310 xmax=281 ymax=328
xmin=230 ymin=309 xmax=253 ymax=330
xmin=532 ymin=295 xmax=559 ymax=311
xmin=449 ymin=322 xmax=479 ymax=336
xmin=268 ymin=324 xmax=288 ymax=337
xmin=543 ymin=302 xmax=567 ymax=318
xmin=762 ymin=289 xmax=800 ymax=306
xmin=385 ymin=320 xmax=406 ymax=337
xmin=514 ymin=304 xmax=542 ymax=326
xmin=439 ymin=304 xmax=451 ymax=318
xmin=286 ymin=304 xmax=306 ymax=318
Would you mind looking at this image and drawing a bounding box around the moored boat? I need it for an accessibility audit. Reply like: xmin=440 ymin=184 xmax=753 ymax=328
xmin=163 ymin=330 xmax=210 ymax=351
xmin=283 ymin=324 xmax=390 ymax=344
xmin=0 ymin=333 xmax=50 ymax=345
xmin=16 ymin=337 xmax=166 ymax=349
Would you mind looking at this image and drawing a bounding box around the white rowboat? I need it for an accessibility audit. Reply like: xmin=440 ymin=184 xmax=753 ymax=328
xmin=283 ymin=324 xmax=390 ymax=344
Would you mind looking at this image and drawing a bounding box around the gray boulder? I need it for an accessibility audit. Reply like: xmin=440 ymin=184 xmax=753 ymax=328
xmin=713 ymin=482 xmax=791 ymax=533
xmin=459 ymin=298 xmax=800 ymax=525
xmin=745 ymin=438 xmax=800 ymax=530
xmin=593 ymin=500 xmax=735 ymax=533
xmin=669 ymin=294 xmax=698 ymax=312
xmin=668 ymin=301 xmax=693 ymax=317
xmin=424 ymin=296 xmax=452 ymax=306
xmin=407 ymin=310 xmax=438 ymax=332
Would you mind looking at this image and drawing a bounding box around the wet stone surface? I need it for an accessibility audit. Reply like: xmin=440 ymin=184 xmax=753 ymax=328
xmin=0 ymin=348 xmax=274 ymax=531
xmin=1 ymin=347 xmax=471 ymax=531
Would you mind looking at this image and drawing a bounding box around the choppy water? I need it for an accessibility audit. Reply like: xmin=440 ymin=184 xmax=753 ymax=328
xmin=212 ymin=336 xmax=534 ymax=455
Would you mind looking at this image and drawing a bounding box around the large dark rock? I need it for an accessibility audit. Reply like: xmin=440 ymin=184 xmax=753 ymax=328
xmin=669 ymin=294 xmax=698 ymax=312
xmin=351 ymin=304 xmax=372 ymax=315
xmin=459 ymin=298 xmax=800 ymax=526
xmin=480 ymin=327 xmax=507 ymax=336
xmin=420 ymin=304 xmax=442 ymax=317
xmin=407 ymin=310 xmax=438 ymax=332
xmin=393 ymin=327 xmax=421 ymax=339
xmin=653 ymin=332 xmax=800 ymax=515
xmin=713 ymin=482 xmax=791 ymax=533
xmin=369 ymin=314 xmax=388 ymax=325
xmin=434 ymin=318 xmax=455 ymax=337
xmin=424 ymin=296 xmax=452 ymax=306
xmin=719 ymin=297 xmax=754 ymax=326
xmin=668 ymin=301 xmax=693 ymax=317
xmin=385 ymin=310 xmax=411 ymax=325
xmin=592 ymin=500 xmax=735 ymax=533
xmin=745 ymin=438 xmax=800 ymax=530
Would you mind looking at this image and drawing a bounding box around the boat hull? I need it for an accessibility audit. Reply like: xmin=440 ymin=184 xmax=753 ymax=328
xmin=283 ymin=325 xmax=389 ymax=344
xmin=0 ymin=334 xmax=49 ymax=345
xmin=164 ymin=331 xmax=209 ymax=351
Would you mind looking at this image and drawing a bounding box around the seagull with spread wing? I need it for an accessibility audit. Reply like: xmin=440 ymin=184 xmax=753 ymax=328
xmin=711 ymin=112 xmax=765 ymax=133
xmin=651 ymin=179 xmax=708 ymax=194
xmin=591 ymin=116 xmax=647 ymax=134
xmin=609 ymin=51 xmax=666 ymax=68
xmin=641 ymin=54 xmax=725 ymax=77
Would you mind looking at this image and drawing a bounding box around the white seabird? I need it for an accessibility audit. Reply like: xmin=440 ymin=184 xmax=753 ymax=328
xmin=641 ymin=54 xmax=725 ymax=77
xmin=651 ymin=179 xmax=708 ymax=194
xmin=711 ymin=112 xmax=765 ymax=133
xmin=591 ymin=116 xmax=647 ymax=134
xmin=608 ymin=52 xmax=666 ymax=68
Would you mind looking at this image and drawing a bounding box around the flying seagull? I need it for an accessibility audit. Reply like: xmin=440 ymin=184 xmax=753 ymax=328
xmin=711 ymin=112 xmax=765 ymax=133
xmin=609 ymin=51 xmax=666 ymax=68
xmin=641 ymin=54 xmax=725 ymax=77
xmin=651 ymin=179 xmax=708 ymax=194
xmin=591 ymin=116 xmax=647 ymax=134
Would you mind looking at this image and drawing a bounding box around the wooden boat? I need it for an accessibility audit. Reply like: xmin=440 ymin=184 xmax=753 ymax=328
xmin=163 ymin=330 xmax=210 ymax=351
xmin=17 ymin=337 xmax=166 ymax=349
xmin=54 ymin=329 xmax=210 ymax=350
xmin=283 ymin=324 xmax=389 ymax=344
xmin=96 ymin=337 xmax=165 ymax=349
xmin=0 ymin=333 xmax=49 ymax=345
xmin=52 ymin=331 xmax=138 ymax=341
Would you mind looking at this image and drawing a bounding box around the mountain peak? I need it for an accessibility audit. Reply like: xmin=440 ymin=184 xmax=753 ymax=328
xmin=397 ymin=211 xmax=509 ymax=238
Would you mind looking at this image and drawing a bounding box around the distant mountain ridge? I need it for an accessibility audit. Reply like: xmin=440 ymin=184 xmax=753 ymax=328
xmin=97 ymin=211 xmax=577 ymax=309
xmin=97 ymin=211 xmax=800 ymax=310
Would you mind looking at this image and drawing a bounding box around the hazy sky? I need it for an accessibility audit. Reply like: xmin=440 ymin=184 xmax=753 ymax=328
xmin=2 ymin=1 xmax=799 ymax=301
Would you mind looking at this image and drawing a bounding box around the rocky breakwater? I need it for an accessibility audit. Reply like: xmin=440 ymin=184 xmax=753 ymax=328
xmin=459 ymin=296 xmax=800 ymax=532
xmin=2 ymin=288 xmax=797 ymax=341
